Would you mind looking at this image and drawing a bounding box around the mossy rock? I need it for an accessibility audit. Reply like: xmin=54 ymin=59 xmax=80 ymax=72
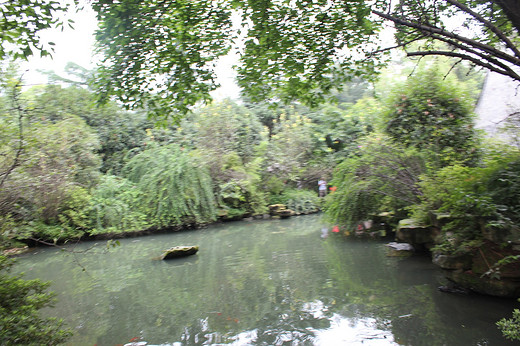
xmin=396 ymin=218 xmax=438 ymax=251
xmin=432 ymin=252 xmax=472 ymax=270
xmin=161 ymin=245 xmax=199 ymax=260
xmin=278 ymin=209 xmax=295 ymax=219
xmin=269 ymin=204 xmax=287 ymax=214
xmin=268 ymin=204 xmax=295 ymax=218
xmin=444 ymin=269 xmax=520 ymax=298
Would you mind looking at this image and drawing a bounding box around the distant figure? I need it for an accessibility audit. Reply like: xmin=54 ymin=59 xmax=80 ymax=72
xmin=318 ymin=178 xmax=327 ymax=197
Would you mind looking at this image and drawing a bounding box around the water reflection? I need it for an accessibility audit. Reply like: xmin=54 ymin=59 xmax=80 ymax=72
xmin=14 ymin=214 xmax=519 ymax=345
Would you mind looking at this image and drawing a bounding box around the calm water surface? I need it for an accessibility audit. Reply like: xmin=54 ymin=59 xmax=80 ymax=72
xmin=14 ymin=214 xmax=519 ymax=345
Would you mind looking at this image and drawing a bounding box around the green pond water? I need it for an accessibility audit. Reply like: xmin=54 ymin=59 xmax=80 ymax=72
xmin=14 ymin=214 xmax=519 ymax=345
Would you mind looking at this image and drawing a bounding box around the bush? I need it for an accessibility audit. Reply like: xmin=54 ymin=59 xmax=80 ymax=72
xmin=384 ymin=66 xmax=480 ymax=167
xmin=0 ymin=255 xmax=72 ymax=345
xmin=281 ymin=189 xmax=321 ymax=215
xmin=123 ymin=144 xmax=217 ymax=227
xmin=88 ymin=175 xmax=149 ymax=235
xmin=414 ymin=150 xmax=520 ymax=254
xmin=325 ymin=135 xmax=426 ymax=228
xmin=497 ymin=303 xmax=520 ymax=341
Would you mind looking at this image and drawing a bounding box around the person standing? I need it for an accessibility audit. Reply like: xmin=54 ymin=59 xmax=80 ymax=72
xmin=318 ymin=178 xmax=327 ymax=197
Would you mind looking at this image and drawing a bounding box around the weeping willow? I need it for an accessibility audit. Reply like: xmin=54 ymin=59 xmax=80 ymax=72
xmin=122 ymin=144 xmax=216 ymax=227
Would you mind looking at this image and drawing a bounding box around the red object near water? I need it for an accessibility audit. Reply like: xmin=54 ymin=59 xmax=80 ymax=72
xmin=332 ymin=226 xmax=340 ymax=233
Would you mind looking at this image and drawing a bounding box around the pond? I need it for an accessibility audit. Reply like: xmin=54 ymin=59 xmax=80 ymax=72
xmin=14 ymin=214 xmax=519 ymax=345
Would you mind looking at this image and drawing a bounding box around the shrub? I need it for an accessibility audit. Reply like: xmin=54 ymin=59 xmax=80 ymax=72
xmin=88 ymin=175 xmax=149 ymax=235
xmin=384 ymin=66 xmax=480 ymax=167
xmin=281 ymin=189 xmax=321 ymax=215
xmin=325 ymin=135 xmax=426 ymax=228
xmin=0 ymin=255 xmax=72 ymax=344
xmin=414 ymin=150 xmax=520 ymax=254
xmin=123 ymin=144 xmax=217 ymax=227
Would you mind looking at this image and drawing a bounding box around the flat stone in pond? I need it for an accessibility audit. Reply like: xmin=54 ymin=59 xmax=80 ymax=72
xmin=161 ymin=245 xmax=199 ymax=260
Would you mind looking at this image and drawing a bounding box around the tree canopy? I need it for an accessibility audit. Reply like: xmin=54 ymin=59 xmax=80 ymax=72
xmin=0 ymin=0 xmax=71 ymax=60
xmin=89 ymin=0 xmax=520 ymax=119
xmin=3 ymin=1 xmax=520 ymax=118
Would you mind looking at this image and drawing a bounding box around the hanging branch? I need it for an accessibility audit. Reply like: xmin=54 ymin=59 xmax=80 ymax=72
xmin=372 ymin=4 xmax=520 ymax=83
xmin=444 ymin=0 xmax=520 ymax=59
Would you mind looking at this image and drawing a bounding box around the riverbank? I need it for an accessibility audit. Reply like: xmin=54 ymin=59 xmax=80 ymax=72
xmin=2 ymin=204 xmax=321 ymax=256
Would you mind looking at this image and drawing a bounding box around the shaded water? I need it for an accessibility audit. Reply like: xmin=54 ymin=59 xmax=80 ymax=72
xmin=14 ymin=214 xmax=518 ymax=345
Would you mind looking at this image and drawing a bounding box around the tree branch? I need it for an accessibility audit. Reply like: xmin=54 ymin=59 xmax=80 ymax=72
xmin=427 ymin=33 xmax=516 ymax=74
xmin=444 ymin=0 xmax=520 ymax=59
xmin=407 ymin=50 xmax=520 ymax=81
xmin=372 ymin=9 xmax=520 ymax=76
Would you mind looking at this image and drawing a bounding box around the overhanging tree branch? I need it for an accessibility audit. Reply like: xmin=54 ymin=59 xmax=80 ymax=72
xmin=372 ymin=8 xmax=520 ymax=83
xmin=373 ymin=9 xmax=520 ymax=67
xmin=444 ymin=0 xmax=520 ymax=59
xmin=407 ymin=50 xmax=520 ymax=81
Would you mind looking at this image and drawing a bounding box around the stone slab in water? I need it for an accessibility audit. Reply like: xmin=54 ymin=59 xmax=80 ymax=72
xmin=161 ymin=245 xmax=199 ymax=260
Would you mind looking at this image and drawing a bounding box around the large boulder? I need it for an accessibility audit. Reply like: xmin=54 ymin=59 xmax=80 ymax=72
xmin=268 ymin=204 xmax=295 ymax=219
xmin=161 ymin=245 xmax=199 ymax=260
xmin=439 ymin=241 xmax=520 ymax=297
xmin=444 ymin=269 xmax=520 ymax=298
xmin=432 ymin=252 xmax=472 ymax=270
xmin=395 ymin=219 xmax=439 ymax=251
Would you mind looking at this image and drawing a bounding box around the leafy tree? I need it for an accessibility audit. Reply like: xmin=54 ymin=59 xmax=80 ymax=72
xmin=309 ymin=96 xmax=381 ymax=160
xmin=122 ymin=144 xmax=217 ymax=227
xmin=88 ymin=175 xmax=149 ymax=235
xmin=0 ymin=71 xmax=101 ymax=243
xmin=0 ymin=0 xmax=71 ymax=60
xmin=28 ymin=83 xmax=150 ymax=174
xmin=91 ymin=0 xmax=385 ymax=117
xmin=0 ymin=255 xmax=72 ymax=345
xmin=3 ymin=1 xmax=520 ymax=117
xmin=263 ymin=109 xmax=315 ymax=187
xmin=325 ymin=135 xmax=427 ymax=228
xmin=383 ymin=66 xmax=480 ymax=167
xmin=174 ymin=101 xmax=268 ymax=217
xmin=88 ymin=0 xmax=520 ymax=118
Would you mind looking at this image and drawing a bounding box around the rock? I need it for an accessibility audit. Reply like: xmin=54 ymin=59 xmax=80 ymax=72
xmin=428 ymin=211 xmax=452 ymax=229
xmin=438 ymin=285 xmax=471 ymax=295
xmin=437 ymin=241 xmax=520 ymax=297
xmin=161 ymin=246 xmax=199 ymax=260
xmin=432 ymin=252 xmax=472 ymax=270
xmin=387 ymin=242 xmax=414 ymax=251
xmin=278 ymin=209 xmax=295 ymax=219
xmin=386 ymin=242 xmax=414 ymax=257
xmin=268 ymin=204 xmax=295 ymax=219
xmin=444 ymin=269 xmax=520 ymax=298
xmin=395 ymin=219 xmax=439 ymax=251
xmin=483 ymin=223 xmax=520 ymax=243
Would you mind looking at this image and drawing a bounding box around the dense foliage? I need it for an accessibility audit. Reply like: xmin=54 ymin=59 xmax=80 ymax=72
xmin=325 ymin=136 xmax=426 ymax=228
xmin=123 ymin=144 xmax=217 ymax=227
xmin=2 ymin=1 xmax=520 ymax=342
xmin=0 ymin=0 xmax=71 ymax=60
xmin=0 ymin=255 xmax=72 ymax=344
xmin=384 ymin=67 xmax=480 ymax=167
xmin=88 ymin=0 xmax=520 ymax=117
xmin=413 ymin=147 xmax=520 ymax=255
